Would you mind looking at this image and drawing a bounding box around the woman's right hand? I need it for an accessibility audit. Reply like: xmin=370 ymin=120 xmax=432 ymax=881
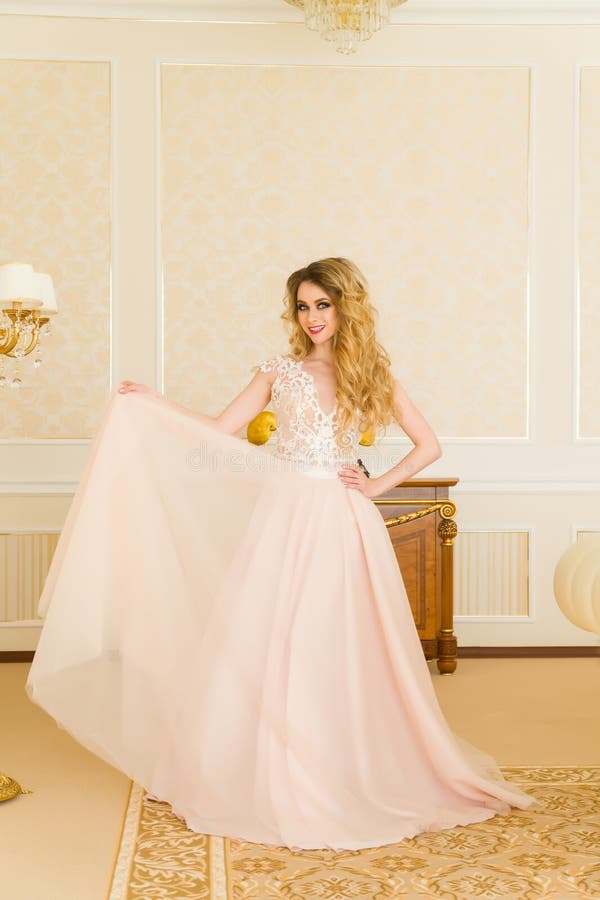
xmin=118 ymin=380 xmax=161 ymax=399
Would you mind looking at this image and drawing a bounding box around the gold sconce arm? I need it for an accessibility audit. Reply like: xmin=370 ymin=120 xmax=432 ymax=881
xmin=0 ymin=264 xmax=57 ymax=389
xmin=0 ymin=306 xmax=49 ymax=356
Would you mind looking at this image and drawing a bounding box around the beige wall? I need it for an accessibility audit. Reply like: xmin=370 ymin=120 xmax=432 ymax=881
xmin=0 ymin=58 xmax=111 ymax=439
xmin=0 ymin=14 xmax=599 ymax=650
xmin=161 ymin=63 xmax=529 ymax=436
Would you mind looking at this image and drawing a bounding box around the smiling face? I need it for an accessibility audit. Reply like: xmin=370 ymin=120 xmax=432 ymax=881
xmin=296 ymin=280 xmax=339 ymax=347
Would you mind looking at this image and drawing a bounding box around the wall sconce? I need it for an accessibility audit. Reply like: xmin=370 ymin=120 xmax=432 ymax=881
xmin=0 ymin=262 xmax=58 ymax=389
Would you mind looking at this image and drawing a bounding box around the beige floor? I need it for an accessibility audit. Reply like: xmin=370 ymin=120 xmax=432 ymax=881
xmin=426 ymin=655 xmax=600 ymax=765
xmin=1 ymin=658 xmax=599 ymax=900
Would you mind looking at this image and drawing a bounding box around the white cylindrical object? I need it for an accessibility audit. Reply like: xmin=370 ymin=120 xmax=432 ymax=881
xmin=32 ymin=272 xmax=58 ymax=315
xmin=0 ymin=262 xmax=43 ymax=308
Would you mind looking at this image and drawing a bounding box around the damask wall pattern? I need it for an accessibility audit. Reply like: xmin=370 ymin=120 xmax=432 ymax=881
xmin=579 ymin=67 xmax=600 ymax=439
xmin=161 ymin=64 xmax=530 ymax=438
xmin=0 ymin=59 xmax=111 ymax=439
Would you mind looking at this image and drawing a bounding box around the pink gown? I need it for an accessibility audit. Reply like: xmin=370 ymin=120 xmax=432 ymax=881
xmin=26 ymin=352 xmax=540 ymax=851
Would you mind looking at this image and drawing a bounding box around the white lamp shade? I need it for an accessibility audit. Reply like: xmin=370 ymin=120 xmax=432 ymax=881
xmin=553 ymin=535 xmax=600 ymax=635
xmin=32 ymin=272 xmax=58 ymax=315
xmin=0 ymin=262 xmax=43 ymax=309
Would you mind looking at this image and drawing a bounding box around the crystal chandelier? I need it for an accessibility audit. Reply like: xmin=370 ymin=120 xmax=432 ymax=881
xmin=284 ymin=0 xmax=408 ymax=54
xmin=0 ymin=262 xmax=58 ymax=390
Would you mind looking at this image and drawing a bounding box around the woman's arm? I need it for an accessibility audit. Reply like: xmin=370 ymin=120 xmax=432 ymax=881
xmin=373 ymin=378 xmax=442 ymax=494
xmin=339 ymin=378 xmax=442 ymax=498
xmin=118 ymin=369 xmax=276 ymax=436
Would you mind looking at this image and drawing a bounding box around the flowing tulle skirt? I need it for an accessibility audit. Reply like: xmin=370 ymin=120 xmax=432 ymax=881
xmin=26 ymin=391 xmax=540 ymax=851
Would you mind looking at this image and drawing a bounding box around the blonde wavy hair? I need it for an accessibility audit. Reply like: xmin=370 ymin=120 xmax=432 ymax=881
xmin=281 ymin=257 xmax=397 ymax=446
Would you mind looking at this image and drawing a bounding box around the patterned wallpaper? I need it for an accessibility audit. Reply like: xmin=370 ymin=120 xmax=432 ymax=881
xmin=161 ymin=64 xmax=531 ymax=438
xmin=0 ymin=60 xmax=111 ymax=439
xmin=579 ymin=68 xmax=600 ymax=439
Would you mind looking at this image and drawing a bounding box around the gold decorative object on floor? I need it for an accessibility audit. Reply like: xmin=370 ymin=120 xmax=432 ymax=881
xmin=0 ymin=771 xmax=31 ymax=802
xmin=107 ymin=767 xmax=600 ymax=900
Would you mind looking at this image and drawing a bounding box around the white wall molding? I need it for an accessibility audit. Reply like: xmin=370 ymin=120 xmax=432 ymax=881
xmin=0 ymin=439 xmax=91 ymax=445
xmin=3 ymin=479 xmax=600 ymax=494
xmin=453 ymin=525 xmax=535 ymax=622
xmin=0 ymin=51 xmax=118 ymax=444
xmin=573 ymin=63 xmax=600 ymax=442
xmin=574 ymin=63 xmax=582 ymax=443
xmin=156 ymin=60 xmax=164 ymax=394
xmin=570 ymin=523 xmax=600 ymax=542
xmin=454 ymin=481 xmax=600 ymax=493
xmin=0 ymin=529 xmax=60 ymax=625
xmin=4 ymin=1 xmax=600 ymax=24
xmin=0 ymin=482 xmax=79 ymax=493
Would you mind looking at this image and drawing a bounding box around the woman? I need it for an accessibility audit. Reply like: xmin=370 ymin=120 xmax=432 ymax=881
xmin=119 ymin=258 xmax=440 ymax=498
xmin=27 ymin=257 xmax=539 ymax=851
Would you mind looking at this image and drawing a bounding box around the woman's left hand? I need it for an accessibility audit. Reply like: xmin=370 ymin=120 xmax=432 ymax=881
xmin=337 ymin=465 xmax=381 ymax=499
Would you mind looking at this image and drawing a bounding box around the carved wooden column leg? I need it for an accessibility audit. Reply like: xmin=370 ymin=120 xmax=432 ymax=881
xmin=437 ymin=510 xmax=458 ymax=674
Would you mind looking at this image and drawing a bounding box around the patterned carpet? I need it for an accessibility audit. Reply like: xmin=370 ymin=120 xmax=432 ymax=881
xmin=106 ymin=767 xmax=600 ymax=899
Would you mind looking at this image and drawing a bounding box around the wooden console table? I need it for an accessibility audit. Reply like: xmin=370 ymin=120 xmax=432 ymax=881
xmin=372 ymin=477 xmax=459 ymax=674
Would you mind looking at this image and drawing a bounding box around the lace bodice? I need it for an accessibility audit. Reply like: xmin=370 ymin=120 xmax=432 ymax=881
xmin=251 ymin=353 xmax=362 ymax=472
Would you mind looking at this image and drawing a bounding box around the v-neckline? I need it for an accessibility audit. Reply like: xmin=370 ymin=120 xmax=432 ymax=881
xmin=291 ymin=357 xmax=337 ymax=418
